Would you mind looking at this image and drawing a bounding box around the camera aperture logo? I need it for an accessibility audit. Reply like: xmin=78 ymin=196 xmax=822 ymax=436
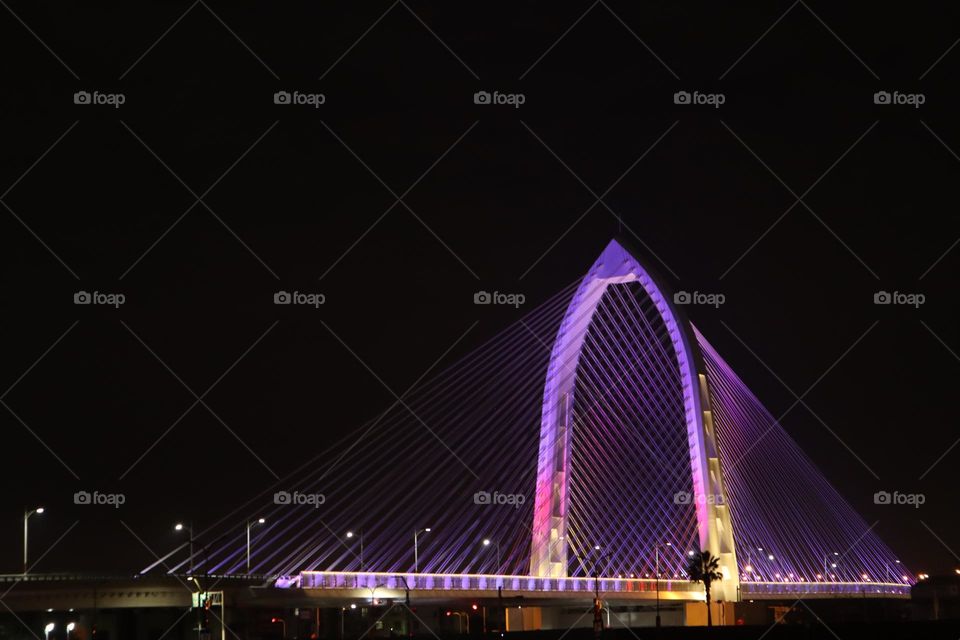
xmin=74 ymin=90 xmax=126 ymax=108
xmin=274 ymin=290 xmax=326 ymax=308
xmin=873 ymin=91 xmax=924 ymax=108
xmin=673 ymin=290 xmax=725 ymax=308
xmin=74 ymin=490 xmax=126 ymax=508
xmin=74 ymin=290 xmax=126 ymax=308
xmin=473 ymin=90 xmax=525 ymax=109
xmin=873 ymin=490 xmax=924 ymax=509
xmin=473 ymin=490 xmax=525 ymax=509
xmin=474 ymin=290 xmax=525 ymax=308
xmin=673 ymin=491 xmax=724 ymax=505
xmin=674 ymin=90 xmax=725 ymax=108
xmin=274 ymin=490 xmax=325 ymax=508
xmin=274 ymin=90 xmax=326 ymax=108
xmin=874 ymin=290 xmax=924 ymax=308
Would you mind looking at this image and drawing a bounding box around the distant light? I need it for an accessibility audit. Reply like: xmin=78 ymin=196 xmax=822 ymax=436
xmin=902 ymin=575 xmax=909 ymax=581
xmin=424 ymin=528 xmax=431 ymax=532
xmin=831 ymin=563 xmax=837 ymax=568
xmin=815 ymin=574 xmax=822 ymax=580
xmin=350 ymin=604 xmax=357 ymax=610
xmin=36 ymin=507 xmax=45 ymax=514
xmin=862 ymin=574 xmax=870 ymax=581
xmin=44 ymin=623 xmax=55 ymax=634
xmin=767 ymin=554 xmax=774 ymax=561
xmin=67 ymin=622 xmax=76 ymax=633
xmin=894 ymin=560 xmax=901 ymax=564
xmin=346 ymin=532 xmax=354 ymax=538
xmin=471 ymin=604 xmax=478 ymax=611
xmin=757 ymin=547 xmax=763 ymax=552
xmin=594 ymin=545 xmax=600 ymax=550
xmin=258 ymin=518 xmax=265 ymax=524
xmin=687 ymin=550 xmax=695 ymax=557
xmin=745 ymin=565 xmax=753 ymax=573
xmin=175 ymin=523 xmax=184 ymax=531
xmin=483 ymin=539 xmax=491 ymax=546
xmin=665 ymin=542 xmax=672 ymax=547
xmin=46 ymin=608 xmax=53 ymax=612
xmin=446 ymin=611 xmax=452 ymax=616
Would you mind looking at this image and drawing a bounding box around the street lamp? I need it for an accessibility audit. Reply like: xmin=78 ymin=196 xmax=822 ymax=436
xmin=347 ymin=530 xmax=364 ymax=571
xmin=23 ymin=507 xmax=44 ymax=574
xmin=66 ymin=622 xmax=76 ymax=638
xmin=414 ymin=528 xmax=431 ymax=573
xmin=175 ymin=522 xmax=194 ymax=573
xmin=270 ymin=617 xmax=286 ymax=638
xmin=44 ymin=622 xmax=54 ymax=640
xmin=654 ymin=542 xmax=672 ymax=627
xmin=246 ymin=518 xmax=265 ymax=573
xmin=822 ymin=552 xmax=839 ymax=578
xmin=482 ymin=538 xmax=501 ymax=574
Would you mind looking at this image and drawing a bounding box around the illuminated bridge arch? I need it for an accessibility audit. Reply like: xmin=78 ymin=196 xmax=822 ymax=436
xmin=529 ymin=238 xmax=739 ymax=601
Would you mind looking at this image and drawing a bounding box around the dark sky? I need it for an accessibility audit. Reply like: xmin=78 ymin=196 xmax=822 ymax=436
xmin=1 ymin=2 xmax=958 ymax=577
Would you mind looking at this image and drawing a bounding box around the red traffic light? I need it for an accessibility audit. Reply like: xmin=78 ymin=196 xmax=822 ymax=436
xmin=271 ymin=617 xmax=278 ymax=623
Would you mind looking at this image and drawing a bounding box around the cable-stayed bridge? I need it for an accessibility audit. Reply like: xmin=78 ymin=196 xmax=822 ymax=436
xmin=145 ymin=238 xmax=911 ymax=602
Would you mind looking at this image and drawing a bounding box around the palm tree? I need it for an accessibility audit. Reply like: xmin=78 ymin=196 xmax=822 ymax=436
xmin=685 ymin=549 xmax=723 ymax=626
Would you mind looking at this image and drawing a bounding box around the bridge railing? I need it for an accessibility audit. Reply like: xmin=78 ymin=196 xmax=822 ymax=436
xmin=741 ymin=580 xmax=910 ymax=597
xmin=298 ymin=571 xmax=702 ymax=594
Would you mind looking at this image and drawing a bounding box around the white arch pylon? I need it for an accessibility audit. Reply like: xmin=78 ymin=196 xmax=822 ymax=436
xmin=528 ymin=238 xmax=739 ymax=601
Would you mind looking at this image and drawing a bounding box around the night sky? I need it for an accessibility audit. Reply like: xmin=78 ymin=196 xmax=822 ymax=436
xmin=1 ymin=2 xmax=958 ymax=578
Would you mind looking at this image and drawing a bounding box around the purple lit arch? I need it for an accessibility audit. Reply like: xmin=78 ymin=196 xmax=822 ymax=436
xmin=529 ymin=238 xmax=739 ymax=600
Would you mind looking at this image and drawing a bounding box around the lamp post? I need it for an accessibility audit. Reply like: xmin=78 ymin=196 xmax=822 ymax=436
xmin=175 ymin=522 xmax=194 ymax=573
xmin=823 ymin=552 xmax=839 ymax=579
xmin=654 ymin=542 xmax=672 ymax=627
xmin=482 ymin=538 xmax=501 ymax=574
xmin=271 ymin=617 xmax=286 ymax=638
xmin=44 ymin=622 xmax=54 ymax=640
xmin=66 ymin=622 xmax=76 ymax=638
xmin=23 ymin=506 xmax=44 ymax=574
xmin=246 ymin=518 xmax=265 ymax=573
xmin=347 ymin=530 xmax=364 ymax=571
xmin=414 ymin=528 xmax=431 ymax=573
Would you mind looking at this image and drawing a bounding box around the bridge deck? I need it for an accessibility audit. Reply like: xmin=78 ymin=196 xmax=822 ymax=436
xmin=294 ymin=571 xmax=910 ymax=600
